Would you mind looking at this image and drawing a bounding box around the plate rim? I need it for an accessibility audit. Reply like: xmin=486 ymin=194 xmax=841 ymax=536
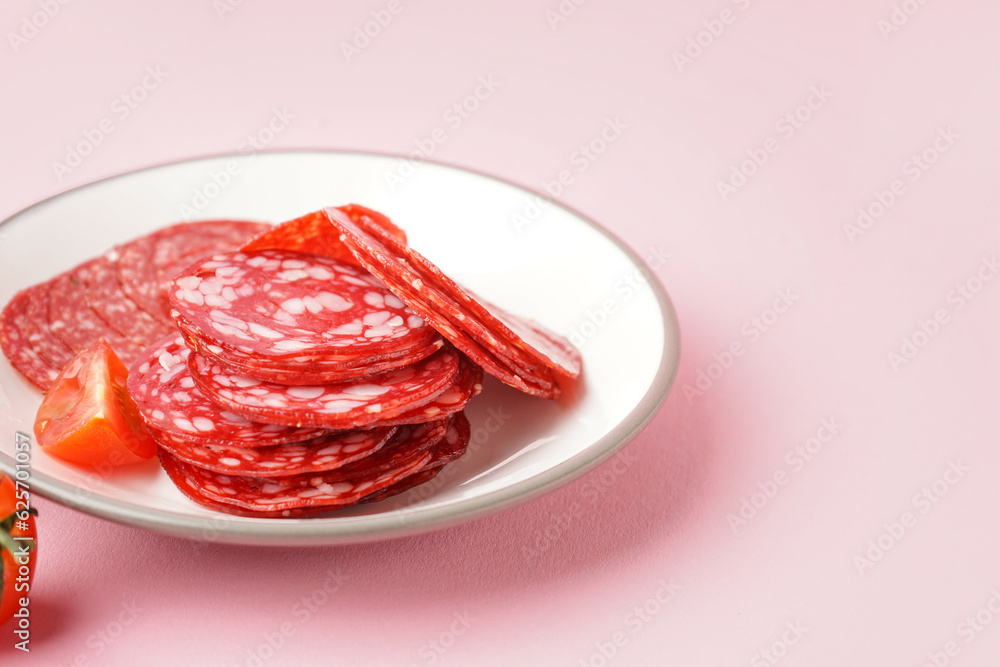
xmin=0 ymin=148 xmax=681 ymax=546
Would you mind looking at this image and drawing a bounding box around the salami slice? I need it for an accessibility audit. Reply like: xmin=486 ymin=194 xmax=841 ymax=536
xmin=83 ymin=252 xmax=174 ymax=343
xmin=46 ymin=262 xmax=152 ymax=367
xmin=0 ymin=286 xmax=63 ymax=389
xmin=117 ymin=220 xmax=269 ymax=321
xmin=276 ymin=229 xmax=555 ymax=397
xmin=474 ymin=299 xmax=582 ymax=379
xmin=19 ymin=283 xmax=77 ymax=370
xmin=367 ymin=355 xmax=482 ymax=427
xmin=150 ymin=424 xmax=396 ymax=477
xmin=47 ymin=261 xmax=114 ymax=351
xmin=159 ymin=419 xmax=449 ymax=517
xmin=175 ymin=307 xmax=446 ymax=385
xmin=169 ymin=249 xmax=439 ymax=364
xmin=183 ymin=333 xmax=446 ymax=386
xmin=320 ymin=208 xmax=570 ymax=397
xmin=359 ymin=467 xmax=442 ymax=505
xmin=360 ymin=410 xmax=470 ymax=504
xmin=240 ymin=205 xmax=407 ymax=266
xmin=350 ymin=212 xmax=582 ymax=379
xmin=173 ymin=308 xmax=442 ymax=368
xmin=351 ymin=209 xmax=579 ymax=380
xmin=188 ymin=346 xmax=460 ymax=429
xmin=128 ymin=335 xmax=324 ymax=447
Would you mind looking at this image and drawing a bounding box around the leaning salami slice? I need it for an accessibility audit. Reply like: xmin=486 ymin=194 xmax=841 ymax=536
xmin=169 ymin=249 xmax=439 ymax=363
xmin=117 ymin=220 xmax=269 ymax=321
xmin=473 ymin=299 xmax=582 ymax=379
xmin=188 ymin=346 xmax=460 ymax=430
xmin=320 ymin=208 xmax=571 ymax=397
xmin=0 ymin=285 xmax=64 ymax=389
xmin=327 ymin=237 xmax=559 ymax=397
xmin=240 ymin=205 xmax=407 ymax=266
xmin=128 ymin=335 xmax=324 ymax=447
xmin=350 ymin=211 xmax=582 ymax=379
xmin=159 ymin=419 xmax=450 ymax=517
xmin=360 ymin=410 xmax=471 ymax=504
xmin=150 ymin=425 xmax=396 ymax=477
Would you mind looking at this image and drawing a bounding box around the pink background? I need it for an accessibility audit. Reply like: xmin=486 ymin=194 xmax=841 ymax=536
xmin=3 ymin=0 xmax=1000 ymax=665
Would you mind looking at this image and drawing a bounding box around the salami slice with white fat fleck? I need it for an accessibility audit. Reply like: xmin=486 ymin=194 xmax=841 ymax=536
xmin=83 ymin=253 xmax=174 ymax=343
xmin=360 ymin=410 xmax=470 ymax=504
xmin=358 ymin=467 xmax=442 ymax=506
xmin=46 ymin=261 xmax=152 ymax=367
xmin=149 ymin=424 xmax=396 ymax=477
xmin=117 ymin=220 xmax=270 ymax=322
xmin=175 ymin=312 xmax=446 ymax=385
xmin=473 ymin=298 xmax=583 ymax=380
xmin=359 ymin=217 xmax=582 ymax=379
xmin=183 ymin=337 xmax=446 ymax=386
xmin=320 ymin=208 xmax=576 ymax=397
xmin=15 ymin=284 xmax=75 ymax=369
xmin=239 ymin=205 xmax=407 ymax=267
xmin=158 ymin=418 xmax=450 ymax=517
xmin=168 ymin=249 xmax=439 ymax=365
xmin=187 ymin=346 xmax=460 ymax=429
xmin=128 ymin=335 xmax=324 ymax=447
xmin=0 ymin=285 xmax=65 ymax=389
xmin=366 ymin=355 xmax=482 ymax=427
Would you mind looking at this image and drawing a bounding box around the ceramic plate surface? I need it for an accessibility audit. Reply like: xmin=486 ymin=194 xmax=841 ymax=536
xmin=0 ymin=151 xmax=679 ymax=546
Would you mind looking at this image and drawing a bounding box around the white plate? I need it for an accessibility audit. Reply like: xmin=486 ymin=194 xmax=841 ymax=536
xmin=0 ymin=151 xmax=679 ymax=546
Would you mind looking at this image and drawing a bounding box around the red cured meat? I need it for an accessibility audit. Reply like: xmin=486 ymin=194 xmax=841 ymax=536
xmin=318 ymin=207 xmax=575 ymax=397
xmin=187 ymin=346 xmax=460 ymax=430
xmin=0 ymin=285 xmax=64 ymax=389
xmin=83 ymin=252 xmax=173 ymax=343
xmin=240 ymin=204 xmax=407 ymax=266
xmin=168 ymin=249 xmax=439 ymax=364
xmin=150 ymin=424 xmax=397 ymax=477
xmin=128 ymin=335 xmax=325 ymax=447
xmin=337 ymin=207 xmax=581 ymax=378
xmin=21 ymin=283 xmax=76 ymax=372
xmin=158 ymin=418 xmax=450 ymax=517
xmin=360 ymin=410 xmax=470 ymax=504
xmin=172 ymin=308 xmax=443 ymax=369
xmin=182 ymin=332 xmax=446 ymax=386
xmin=366 ymin=355 xmax=482 ymax=427
xmin=475 ymin=299 xmax=582 ymax=380
xmin=46 ymin=261 xmax=152 ymax=367
xmin=117 ymin=220 xmax=269 ymax=321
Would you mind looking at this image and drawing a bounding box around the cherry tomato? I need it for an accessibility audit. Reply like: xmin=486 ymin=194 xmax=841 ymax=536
xmin=34 ymin=338 xmax=156 ymax=467
xmin=1 ymin=473 xmax=37 ymax=627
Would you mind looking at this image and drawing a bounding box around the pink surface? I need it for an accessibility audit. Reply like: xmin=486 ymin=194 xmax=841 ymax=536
xmin=3 ymin=0 xmax=1000 ymax=664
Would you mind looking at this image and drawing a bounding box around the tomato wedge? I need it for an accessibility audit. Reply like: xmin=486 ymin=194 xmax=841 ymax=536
xmin=1 ymin=473 xmax=37 ymax=628
xmin=33 ymin=338 xmax=156 ymax=467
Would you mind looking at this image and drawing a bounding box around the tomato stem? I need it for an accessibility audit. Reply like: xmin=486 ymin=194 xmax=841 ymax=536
xmin=0 ymin=530 xmax=33 ymax=560
xmin=0 ymin=510 xmax=37 ymax=558
xmin=0 ymin=508 xmax=36 ymax=533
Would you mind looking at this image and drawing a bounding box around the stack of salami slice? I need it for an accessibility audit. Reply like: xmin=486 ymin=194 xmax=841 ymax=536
xmin=0 ymin=220 xmax=268 ymax=390
xmin=128 ymin=248 xmax=483 ymax=517
xmin=2 ymin=204 xmax=583 ymax=518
